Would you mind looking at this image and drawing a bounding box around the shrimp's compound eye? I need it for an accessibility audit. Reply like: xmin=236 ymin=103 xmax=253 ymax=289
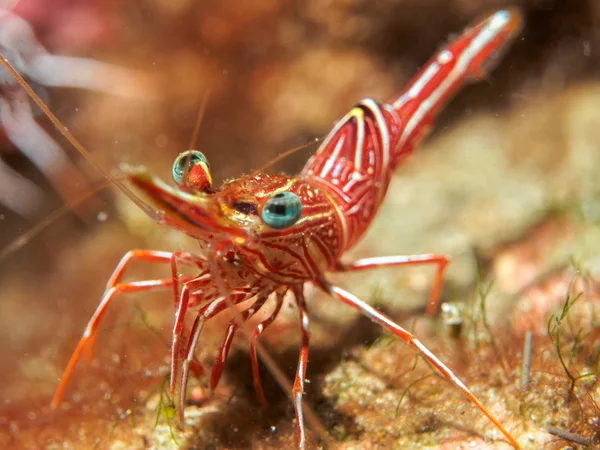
xmin=261 ymin=192 xmax=302 ymax=229
xmin=172 ymin=150 xmax=212 ymax=191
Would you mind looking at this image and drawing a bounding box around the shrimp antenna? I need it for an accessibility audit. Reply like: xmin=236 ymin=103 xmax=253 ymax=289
xmin=0 ymin=178 xmax=114 ymax=262
xmin=253 ymin=137 xmax=323 ymax=175
xmin=188 ymin=84 xmax=213 ymax=151
xmin=179 ymin=84 xmax=214 ymax=186
xmin=186 ymin=79 xmax=319 ymax=178
xmin=0 ymin=55 xmax=159 ymax=221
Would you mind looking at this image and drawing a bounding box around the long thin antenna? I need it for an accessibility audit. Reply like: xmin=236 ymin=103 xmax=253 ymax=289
xmin=253 ymin=138 xmax=322 ymax=175
xmin=187 ymin=86 xmax=213 ymax=151
xmin=0 ymin=55 xmax=158 ymax=221
xmin=0 ymin=178 xmax=113 ymax=262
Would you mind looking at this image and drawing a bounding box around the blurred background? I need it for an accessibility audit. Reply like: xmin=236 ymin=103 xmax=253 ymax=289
xmin=1 ymin=0 xmax=600 ymax=448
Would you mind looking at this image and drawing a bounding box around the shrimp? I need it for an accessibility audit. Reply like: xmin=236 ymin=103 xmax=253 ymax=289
xmin=0 ymin=8 xmax=523 ymax=449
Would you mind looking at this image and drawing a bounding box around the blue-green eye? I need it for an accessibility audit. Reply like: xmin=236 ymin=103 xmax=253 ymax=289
xmin=172 ymin=150 xmax=211 ymax=187
xmin=262 ymin=192 xmax=302 ymax=229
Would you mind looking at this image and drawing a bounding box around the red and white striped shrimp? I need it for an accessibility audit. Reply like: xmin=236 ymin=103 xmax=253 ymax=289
xmin=1 ymin=8 xmax=523 ymax=449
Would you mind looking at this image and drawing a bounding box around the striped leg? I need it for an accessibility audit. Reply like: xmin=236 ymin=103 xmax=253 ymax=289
xmin=316 ymin=277 xmax=520 ymax=450
xmin=104 ymin=250 xmax=178 ymax=287
xmin=335 ymin=254 xmax=449 ymax=316
xmin=81 ymin=250 xmax=198 ymax=365
xmin=292 ymin=286 xmax=310 ymax=449
xmin=171 ymin=291 xmax=251 ymax=420
xmin=169 ymin=251 xmax=206 ymax=308
xmin=170 ymin=283 xmax=192 ymax=399
xmin=210 ymin=292 xmax=270 ymax=390
xmin=178 ymin=312 xmax=204 ymax=421
xmin=248 ymin=291 xmax=285 ymax=406
xmin=169 ymin=281 xmax=246 ymax=398
xmin=83 ymin=250 xmax=181 ymax=361
xmin=92 ymin=249 xmax=202 ymax=362
xmin=51 ymin=277 xmax=174 ymax=409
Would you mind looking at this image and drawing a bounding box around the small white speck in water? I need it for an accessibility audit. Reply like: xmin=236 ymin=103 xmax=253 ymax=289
xmin=156 ymin=134 xmax=168 ymax=147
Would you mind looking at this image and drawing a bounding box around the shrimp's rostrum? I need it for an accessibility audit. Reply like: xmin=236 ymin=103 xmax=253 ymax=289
xmin=1 ymin=9 xmax=524 ymax=449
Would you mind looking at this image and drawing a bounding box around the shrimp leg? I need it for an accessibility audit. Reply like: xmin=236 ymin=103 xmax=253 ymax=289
xmin=316 ymin=276 xmax=520 ymax=449
xmin=335 ymin=254 xmax=449 ymax=315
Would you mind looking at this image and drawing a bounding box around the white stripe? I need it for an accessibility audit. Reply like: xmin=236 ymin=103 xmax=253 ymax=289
xmin=204 ymin=298 xmax=224 ymax=317
xmin=359 ymin=100 xmax=390 ymax=172
xmin=352 ymin=108 xmax=365 ymax=171
xmin=301 ymin=311 xmax=310 ymax=332
xmin=352 ymin=255 xmax=433 ymax=266
xmin=295 ymin=392 xmax=305 ymax=445
xmin=347 ymin=201 xmax=363 ymax=215
xmin=312 ymin=180 xmax=350 ymax=251
xmin=341 ymin=171 xmax=363 ymax=194
xmin=312 ymin=105 xmax=360 ymax=177
xmin=319 ymin=134 xmax=345 ymax=178
xmin=336 ymin=203 xmax=349 ymax=251
xmin=187 ymin=317 xmax=204 ymax=362
xmin=392 ymin=62 xmax=441 ymax=110
xmin=359 ymin=99 xmax=391 ymax=202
